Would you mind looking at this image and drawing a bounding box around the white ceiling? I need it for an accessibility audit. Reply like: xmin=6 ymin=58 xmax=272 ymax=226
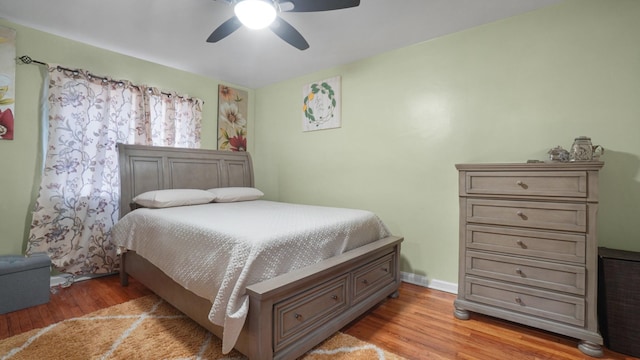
xmin=0 ymin=0 xmax=562 ymax=89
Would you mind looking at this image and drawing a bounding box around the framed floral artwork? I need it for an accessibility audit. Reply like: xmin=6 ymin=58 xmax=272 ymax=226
xmin=0 ymin=26 xmax=16 ymax=140
xmin=302 ymin=76 xmax=341 ymax=132
xmin=217 ymin=85 xmax=248 ymax=151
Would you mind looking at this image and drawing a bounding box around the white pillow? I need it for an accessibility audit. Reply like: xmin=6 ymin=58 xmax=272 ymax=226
xmin=207 ymin=187 xmax=264 ymax=203
xmin=133 ymin=189 xmax=216 ymax=208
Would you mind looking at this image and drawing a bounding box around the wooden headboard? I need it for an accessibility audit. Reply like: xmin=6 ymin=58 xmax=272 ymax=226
xmin=117 ymin=144 xmax=254 ymax=218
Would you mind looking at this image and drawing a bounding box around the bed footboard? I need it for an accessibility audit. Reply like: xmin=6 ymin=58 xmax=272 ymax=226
xmin=246 ymin=235 xmax=402 ymax=359
xmin=120 ymin=235 xmax=403 ymax=360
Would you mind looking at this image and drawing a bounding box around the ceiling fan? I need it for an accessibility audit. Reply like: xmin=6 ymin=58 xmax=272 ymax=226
xmin=207 ymin=0 xmax=361 ymax=50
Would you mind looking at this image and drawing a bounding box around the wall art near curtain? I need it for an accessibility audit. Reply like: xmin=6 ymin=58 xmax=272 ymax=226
xmin=0 ymin=26 xmax=16 ymax=140
xmin=302 ymin=75 xmax=341 ymax=132
xmin=218 ymin=85 xmax=248 ymax=151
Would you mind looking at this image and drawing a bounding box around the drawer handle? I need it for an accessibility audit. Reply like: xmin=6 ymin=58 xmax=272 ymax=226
xmin=516 ymin=211 xmax=527 ymax=220
xmin=516 ymin=180 xmax=528 ymax=189
xmin=516 ymin=240 xmax=526 ymax=248
xmin=515 ymin=268 xmax=524 ymax=275
xmin=362 ymin=279 xmax=369 ymax=285
xmin=294 ymin=313 xmax=303 ymax=320
xmin=331 ymin=295 xmax=338 ymax=300
xmin=515 ymin=297 xmax=524 ymax=305
xmin=382 ymin=267 xmax=388 ymax=272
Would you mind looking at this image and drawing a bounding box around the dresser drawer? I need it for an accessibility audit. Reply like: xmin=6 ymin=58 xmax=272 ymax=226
xmin=465 ymin=171 xmax=588 ymax=198
xmin=465 ymin=277 xmax=585 ymax=326
xmin=466 ymin=225 xmax=586 ymax=263
xmin=467 ymin=199 xmax=586 ymax=232
xmin=352 ymin=253 xmax=396 ymax=304
xmin=466 ymin=251 xmax=585 ymax=295
xmin=273 ymin=275 xmax=348 ymax=351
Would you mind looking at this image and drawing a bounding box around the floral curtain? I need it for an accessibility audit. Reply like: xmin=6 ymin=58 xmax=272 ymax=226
xmin=27 ymin=65 xmax=202 ymax=274
xmin=143 ymin=87 xmax=202 ymax=147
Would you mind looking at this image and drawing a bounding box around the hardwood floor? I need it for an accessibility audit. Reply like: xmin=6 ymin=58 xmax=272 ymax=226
xmin=0 ymin=276 xmax=635 ymax=359
xmin=343 ymin=283 xmax=635 ymax=360
xmin=0 ymin=275 xmax=151 ymax=341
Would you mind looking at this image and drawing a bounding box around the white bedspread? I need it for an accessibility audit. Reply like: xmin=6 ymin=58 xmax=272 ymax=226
xmin=111 ymin=200 xmax=390 ymax=353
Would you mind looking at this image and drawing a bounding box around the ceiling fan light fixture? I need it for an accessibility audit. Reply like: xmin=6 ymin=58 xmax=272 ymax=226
xmin=234 ymin=0 xmax=277 ymax=30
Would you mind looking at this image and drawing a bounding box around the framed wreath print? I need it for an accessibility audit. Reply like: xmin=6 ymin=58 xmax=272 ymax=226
xmin=302 ymin=76 xmax=341 ymax=132
xmin=217 ymin=85 xmax=248 ymax=151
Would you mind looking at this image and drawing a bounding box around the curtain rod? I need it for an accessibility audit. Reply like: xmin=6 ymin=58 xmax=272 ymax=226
xmin=18 ymin=55 xmax=203 ymax=103
xmin=18 ymin=55 xmax=46 ymax=66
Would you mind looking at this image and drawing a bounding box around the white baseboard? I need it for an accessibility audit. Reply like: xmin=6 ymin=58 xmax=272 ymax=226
xmin=400 ymin=271 xmax=458 ymax=294
xmin=50 ymin=273 xmax=111 ymax=287
xmin=428 ymin=279 xmax=458 ymax=294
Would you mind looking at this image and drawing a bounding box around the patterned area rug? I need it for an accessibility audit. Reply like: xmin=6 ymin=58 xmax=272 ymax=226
xmin=0 ymin=295 xmax=405 ymax=359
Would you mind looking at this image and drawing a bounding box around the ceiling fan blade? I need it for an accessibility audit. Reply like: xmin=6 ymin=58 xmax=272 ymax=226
xmin=269 ymin=17 xmax=309 ymax=50
xmin=284 ymin=0 xmax=360 ymax=12
xmin=206 ymin=16 xmax=242 ymax=43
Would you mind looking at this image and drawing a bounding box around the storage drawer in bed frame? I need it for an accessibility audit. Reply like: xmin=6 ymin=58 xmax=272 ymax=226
xmin=274 ymin=275 xmax=349 ymax=351
xmin=272 ymin=249 xmax=397 ymax=352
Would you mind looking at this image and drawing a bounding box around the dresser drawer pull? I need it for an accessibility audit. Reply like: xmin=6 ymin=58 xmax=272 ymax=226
xmin=516 ymin=211 xmax=528 ymax=220
xmin=515 ymin=297 xmax=524 ymax=305
xmin=362 ymin=279 xmax=369 ymax=285
xmin=515 ymin=268 xmax=524 ymax=276
xmin=515 ymin=240 xmax=527 ymax=248
xmin=382 ymin=267 xmax=388 ymax=272
xmin=516 ymin=180 xmax=528 ymax=189
xmin=331 ymin=295 xmax=338 ymax=300
xmin=294 ymin=313 xmax=303 ymax=320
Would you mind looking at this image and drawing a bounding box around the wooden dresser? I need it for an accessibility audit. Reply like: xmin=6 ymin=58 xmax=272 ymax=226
xmin=454 ymin=162 xmax=604 ymax=357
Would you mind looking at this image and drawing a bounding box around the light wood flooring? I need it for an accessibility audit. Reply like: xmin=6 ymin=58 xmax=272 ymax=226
xmin=0 ymin=275 xmax=635 ymax=359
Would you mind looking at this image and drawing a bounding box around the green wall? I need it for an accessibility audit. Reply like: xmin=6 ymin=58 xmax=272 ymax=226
xmin=0 ymin=19 xmax=254 ymax=255
xmin=253 ymin=0 xmax=640 ymax=284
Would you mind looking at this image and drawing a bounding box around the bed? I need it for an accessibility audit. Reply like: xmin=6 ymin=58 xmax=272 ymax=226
xmin=114 ymin=143 xmax=403 ymax=360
